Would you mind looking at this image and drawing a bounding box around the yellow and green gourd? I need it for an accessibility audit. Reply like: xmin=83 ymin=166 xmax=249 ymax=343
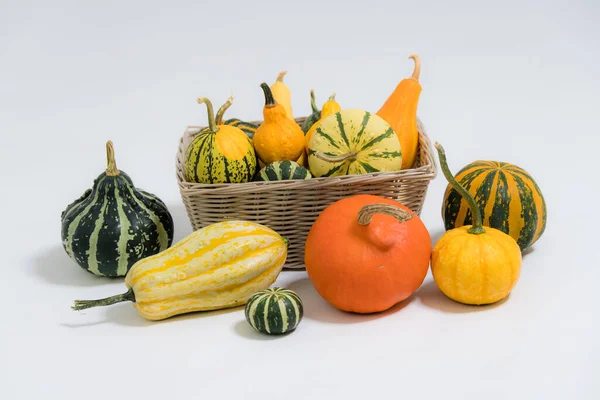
xmin=245 ymin=287 xmax=303 ymax=335
xmin=185 ymin=97 xmax=257 ymax=184
xmin=215 ymin=95 xmax=259 ymax=142
xmin=307 ymin=109 xmax=402 ymax=177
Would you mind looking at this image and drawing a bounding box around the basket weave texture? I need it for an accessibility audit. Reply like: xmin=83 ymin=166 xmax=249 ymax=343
xmin=176 ymin=116 xmax=437 ymax=269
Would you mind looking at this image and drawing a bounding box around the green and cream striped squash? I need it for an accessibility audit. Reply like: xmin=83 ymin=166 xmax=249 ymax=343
xmin=307 ymin=109 xmax=402 ymax=177
xmin=61 ymin=141 xmax=174 ymax=277
xmin=254 ymin=160 xmax=312 ymax=181
xmin=185 ymin=98 xmax=257 ymax=184
xmin=245 ymin=287 xmax=303 ymax=335
xmin=442 ymin=160 xmax=547 ymax=251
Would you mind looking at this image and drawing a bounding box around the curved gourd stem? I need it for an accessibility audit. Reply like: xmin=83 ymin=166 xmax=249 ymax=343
xmin=72 ymin=288 xmax=135 ymax=311
xmin=313 ymin=151 xmax=357 ymax=163
xmin=197 ymin=97 xmax=218 ymax=133
xmin=357 ymin=204 xmax=413 ymax=225
xmin=276 ymin=71 xmax=287 ymax=82
xmin=435 ymin=142 xmax=485 ymax=234
xmin=328 ymin=93 xmax=336 ymax=101
xmin=260 ymin=82 xmax=276 ymax=107
xmin=105 ymin=140 xmax=120 ymax=176
xmin=408 ymin=54 xmax=421 ymax=81
xmin=215 ymin=95 xmax=234 ymax=125
xmin=309 ymin=89 xmax=318 ymax=113
xmin=282 ymin=237 xmax=289 ymax=247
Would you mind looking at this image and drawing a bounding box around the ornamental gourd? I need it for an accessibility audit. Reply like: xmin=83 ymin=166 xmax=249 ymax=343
xmin=215 ymin=95 xmax=259 ymax=142
xmin=301 ymin=89 xmax=321 ymax=133
xmin=270 ymin=71 xmax=294 ymax=120
xmin=432 ymin=143 xmax=522 ymax=305
xmin=185 ymin=97 xmax=257 ymax=184
xmin=254 ymin=160 xmax=312 ymax=181
xmin=245 ymin=287 xmax=303 ymax=335
xmin=304 ymin=194 xmax=431 ymax=313
xmin=253 ymin=83 xmax=305 ymax=164
xmin=307 ymin=109 xmax=402 ymax=177
xmin=72 ymin=221 xmax=289 ymax=320
xmin=304 ymin=93 xmax=341 ymax=150
xmin=376 ymin=54 xmax=422 ymax=169
xmin=61 ymin=141 xmax=174 ymax=277
xmin=442 ymin=160 xmax=547 ymax=251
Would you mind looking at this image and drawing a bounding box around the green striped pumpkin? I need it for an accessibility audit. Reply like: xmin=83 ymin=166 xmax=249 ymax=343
xmin=185 ymin=98 xmax=257 ymax=184
xmin=442 ymin=160 xmax=547 ymax=251
xmin=254 ymin=160 xmax=312 ymax=181
xmin=245 ymin=287 xmax=303 ymax=335
xmin=61 ymin=141 xmax=174 ymax=277
xmin=307 ymin=109 xmax=402 ymax=177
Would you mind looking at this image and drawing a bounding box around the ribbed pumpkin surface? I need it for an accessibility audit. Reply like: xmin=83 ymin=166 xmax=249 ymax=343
xmin=125 ymin=221 xmax=288 ymax=320
xmin=307 ymin=109 xmax=402 ymax=177
xmin=245 ymin=287 xmax=303 ymax=334
xmin=185 ymin=126 xmax=257 ymax=184
xmin=255 ymin=160 xmax=312 ymax=181
xmin=442 ymin=160 xmax=547 ymax=251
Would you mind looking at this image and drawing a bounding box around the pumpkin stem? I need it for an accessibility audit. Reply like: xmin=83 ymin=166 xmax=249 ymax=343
xmin=105 ymin=140 xmax=120 ymax=176
xmin=357 ymin=204 xmax=413 ymax=225
xmin=309 ymin=89 xmax=318 ymax=113
xmin=313 ymin=151 xmax=357 ymax=163
xmin=197 ymin=97 xmax=218 ymax=133
xmin=282 ymin=237 xmax=289 ymax=247
xmin=276 ymin=70 xmax=287 ymax=83
xmin=72 ymin=288 xmax=136 ymax=311
xmin=408 ymin=54 xmax=421 ymax=81
xmin=435 ymin=142 xmax=485 ymax=234
xmin=260 ymin=82 xmax=277 ymax=108
xmin=215 ymin=95 xmax=234 ymax=125
xmin=328 ymin=93 xmax=337 ymax=101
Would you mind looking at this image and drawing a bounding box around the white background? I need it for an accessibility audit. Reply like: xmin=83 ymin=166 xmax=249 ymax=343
xmin=1 ymin=0 xmax=599 ymax=398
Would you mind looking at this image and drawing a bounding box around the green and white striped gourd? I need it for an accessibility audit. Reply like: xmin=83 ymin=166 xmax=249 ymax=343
xmin=185 ymin=97 xmax=257 ymax=184
xmin=61 ymin=141 xmax=174 ymax=277
xmin=245 ymin=287 xmax=303 ymax=335
xmin=254 ymin=160 xmax=312 ymax=181
xmin=307 ymin=109 xmax=402 ymax=177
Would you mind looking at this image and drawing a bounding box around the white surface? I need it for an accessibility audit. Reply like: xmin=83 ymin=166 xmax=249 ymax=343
xmin=1 ymin=0 xmax=599 ymax=398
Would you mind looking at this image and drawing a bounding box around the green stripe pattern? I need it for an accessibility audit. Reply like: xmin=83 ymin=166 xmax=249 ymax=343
xmin=61 ymin=172 xmax=174 ymax=277
xmin=222 ymin=118 xmax=258 ymax=141
xmin=442 ymin=160 xmax=547 ymax=251
xmin=245 ymin=287 xmax=303 ymax=335
xmin=254 ymin=160 xmax=312 ymax=182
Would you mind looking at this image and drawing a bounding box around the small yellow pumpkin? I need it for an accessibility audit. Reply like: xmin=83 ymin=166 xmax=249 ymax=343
xmin=431 ymin=143 xmax=522 ymax=305
xmin=305 ymin=93 xmax=341 ymax=150
xmin=253 ymin=82 xmax=305 ymax=164
xmin=270 ymin=71 xmax=294 ymax=120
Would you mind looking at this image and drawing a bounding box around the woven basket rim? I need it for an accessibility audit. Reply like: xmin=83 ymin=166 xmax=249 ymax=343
xmin=175 ymin=116 xmax=438 ymax=192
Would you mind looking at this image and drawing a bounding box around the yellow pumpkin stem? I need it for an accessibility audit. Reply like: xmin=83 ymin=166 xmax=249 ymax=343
xmin=409 ymin=54 xmax=421 ymax=81
xmin=435 ymin=142 xmax=485 ymax=234
xmin=328 ymin=93 xmax=336 ymax=101
xmin=215 ymin=95 xmax=234 ymax=125
xmin=105 ymin=140 xmax=120 ymax=176
xmin=357 ymin=204 xmax=413 ymax=225
xmin=276 ymin=71 xmax=287 ymax=82
xmin=197 ymin=97 xmax=218 ymax=133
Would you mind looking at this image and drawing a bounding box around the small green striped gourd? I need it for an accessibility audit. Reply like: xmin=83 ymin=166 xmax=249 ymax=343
xmin=442 ymin=160 xmax=547 ymax=251
xmin=214 ymin=95 xmax=259 ymax=141
xmin=245 ymin=287 xmax=303 ymax=334
xmin=185 ymin=97 xmax=257 ymax=184
xmin=61 ymin=141 xmax=174 ymax=277
xmin=307 ymin=109 xmax=402 ymax=177
xmin=254 ymin=160 xmax=312 ymax=181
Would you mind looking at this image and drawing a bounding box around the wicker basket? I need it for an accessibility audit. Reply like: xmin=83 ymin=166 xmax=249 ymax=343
xmin=176 ymin=116 xmax=437 ymax=269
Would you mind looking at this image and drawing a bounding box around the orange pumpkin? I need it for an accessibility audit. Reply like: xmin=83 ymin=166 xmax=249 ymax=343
xmin=304 ymin=194 xmax=431 ymax=313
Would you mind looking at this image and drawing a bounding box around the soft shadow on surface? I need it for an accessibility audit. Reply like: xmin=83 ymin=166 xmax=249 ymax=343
xmin=166 ymin=201 xmax=193 ymax=243
xmin=233 ymin=320 xmax=295 ymax=341
xmin=32 ymin=246 xmax=118 ymax=287
xmin=286 ymin=278 xmax=414 ymax=324
xmin=64 ymin=304 xmax=243 ymax=328
xmin=416 ymin=280 xmax=508 ymax=313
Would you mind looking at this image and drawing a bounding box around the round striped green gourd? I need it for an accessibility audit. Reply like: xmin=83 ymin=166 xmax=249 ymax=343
xmin=307 ymin=109 xmax=402 ymax=177
xmin=442 ymin=160 xmax=547 ymax=251
xmin=245 ymin=287 xmax=303 ymax=335
xmin=254 ymin=160 xmax=312 ymax=181
xmin=185 ymin=97 xmax=257 ymax=184
xmin=61 ymin=141 xmax=174 ymax=277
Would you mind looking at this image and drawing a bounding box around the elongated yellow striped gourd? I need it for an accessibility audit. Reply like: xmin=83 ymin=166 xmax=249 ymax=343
xmin=72 ymin=221 xmax=289 ymax=321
